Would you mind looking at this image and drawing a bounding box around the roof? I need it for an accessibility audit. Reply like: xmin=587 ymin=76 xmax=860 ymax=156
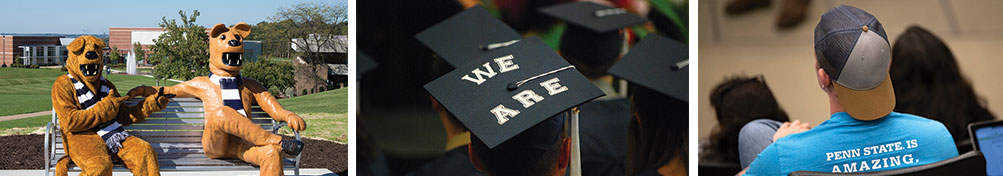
xmin=291 ymin=35 xmax=347 ymax=53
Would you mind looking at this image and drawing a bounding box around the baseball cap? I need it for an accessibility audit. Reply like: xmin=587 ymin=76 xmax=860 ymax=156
xmin=814 ymin=5 xmax=893 ymax=120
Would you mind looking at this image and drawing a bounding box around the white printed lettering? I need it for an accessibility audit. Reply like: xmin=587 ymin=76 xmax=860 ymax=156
xmin=540 ymin=78 xmax=568 ymax=96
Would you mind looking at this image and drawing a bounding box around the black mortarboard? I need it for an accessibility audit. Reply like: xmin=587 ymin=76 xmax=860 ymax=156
xmin=540 ymin=1 xmax=648 ymax=78
xmin=416 ymin=5 xmax=524 ymax=67
xmin=539 ymin=1 xmax=648 ymax=34
xmin=357 ymin=52 xmax=377 ymax=80
xmin=424 ymin=37 xmax=605 ymax=149
xmin=608 ymin=34 xmax=688 ymax=102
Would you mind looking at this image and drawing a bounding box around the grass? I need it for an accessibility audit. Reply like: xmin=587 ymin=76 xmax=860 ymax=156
xmin=276 ymin=88 xmax=348 ymax=143
xmin=277 ymin=88 xmax=348 ymax=114
xmin=0 ymin=67 xmax=177 ymax=116
xmin=0 ymin=114 xmax=50 ymax=135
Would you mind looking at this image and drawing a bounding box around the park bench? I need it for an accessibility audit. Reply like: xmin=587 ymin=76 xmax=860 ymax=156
xmin=44 ymin=98 xmax=302 ymax=176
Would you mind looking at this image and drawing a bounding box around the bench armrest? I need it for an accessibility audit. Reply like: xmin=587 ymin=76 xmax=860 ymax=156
xmin=271 ymin=121 xmax=303 ymax=169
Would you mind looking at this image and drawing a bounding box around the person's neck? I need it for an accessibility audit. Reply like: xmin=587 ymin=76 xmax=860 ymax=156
xmin=656 ymin=156 xmax=686 ymax=176
xmin=828 ymin=93 xmax=845 ymax=115
xmin=590 ymin=75 xmax=620 ymax=99
xmin=443 ymin=130 xmax=470 ymax=151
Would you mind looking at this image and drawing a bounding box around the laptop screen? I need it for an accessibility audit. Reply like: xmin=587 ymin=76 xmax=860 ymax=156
xmin=975 ymin=125 xmax=1003 ymax=175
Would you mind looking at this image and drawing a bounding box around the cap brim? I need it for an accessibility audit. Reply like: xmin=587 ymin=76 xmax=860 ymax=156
xmin=833 ymin=74 xmax=895 ymax=120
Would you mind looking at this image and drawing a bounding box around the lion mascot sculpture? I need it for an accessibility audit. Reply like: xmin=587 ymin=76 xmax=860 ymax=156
xmin=136 ymin=22 xmax=306 ymax=176
xmin=51 ymin=35 xmax=170 ymax=176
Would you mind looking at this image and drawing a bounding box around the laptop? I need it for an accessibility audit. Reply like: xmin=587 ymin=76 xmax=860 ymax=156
xmin=969 ymin=120 xmax=1003 ymax=175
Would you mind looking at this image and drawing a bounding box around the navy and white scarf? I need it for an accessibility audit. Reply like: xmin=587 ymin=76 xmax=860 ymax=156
xmin=209 ymin=74 xmax=246 ymax=116
xmin=66 ymin=74 xmax=131 ymax=154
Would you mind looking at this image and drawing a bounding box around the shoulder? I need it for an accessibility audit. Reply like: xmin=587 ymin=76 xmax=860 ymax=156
xmin=51 ymin=75 xmax=73 ymax=91
xmin=886 ymin=112 xmax=951 ymax=129
xmin=745 ymin=144 xmax=782 ymax=175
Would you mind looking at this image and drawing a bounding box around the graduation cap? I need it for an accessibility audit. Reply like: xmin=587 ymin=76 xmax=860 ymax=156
xmin=424 ymin=37 xmax=604 ymax=149
xmin=539 ymin=1 xmax=648 ymax=34
xmin=608 ymin=34 xmax=688 ymax=102
xmin=540 ymin=1 xmax=648 ymax=78
xmin=415 ymin=5 xmax=524 ymax=67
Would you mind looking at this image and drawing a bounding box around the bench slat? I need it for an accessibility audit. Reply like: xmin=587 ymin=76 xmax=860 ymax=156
xmin=55 ymin=136 xmax=204 ymax=143
xmin=56 ymin=142 xmax=204 ymax=149
xmin=160 ymin=107 xmax=204 ymax=112
xmin=121 ymin=124 xmax=272 ymax=130
xmin=138 ymin=118 xmax=273 ymax=124
xmin=148 ymin=113 xmax=204 ymax=118
xmin=129 ymin=131 xmax=204 ymax=137
xmin=147 ymin=112 xmax=274 ymax=118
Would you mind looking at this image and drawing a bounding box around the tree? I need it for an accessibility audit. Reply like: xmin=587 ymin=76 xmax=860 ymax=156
xmin=270 ymin=2 xmax=347 ymax=62
xmin=133 ymin=42 xmax=146 ymax=64
xmin=269 ymin=2 xmax=348 ymax=93
xmin=109 ymin=46 xmax=122 ymax=64
xmin=248 ymin=20 xmax=294 ymax=58
xmin=242 ymin=57 xmax=294 ymax=96
xmin=148 ymin=10 xmax=210 ymax=80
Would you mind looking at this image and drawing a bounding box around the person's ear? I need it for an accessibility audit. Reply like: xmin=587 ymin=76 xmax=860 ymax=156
xmin=232 ymin=22 xmax=251 ymax=38
xmin=817 ymin=67 xmax=832 ymax=91
xmin=209 ymin=23 xmax=228 ymax=38
xmin=556 ymin=137 xmax=572 ymax=171
xmin=468 ymin=144 xmax=486 ymax=172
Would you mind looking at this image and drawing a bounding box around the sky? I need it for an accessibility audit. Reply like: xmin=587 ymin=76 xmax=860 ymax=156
xmin=0 ymin=0 xmax=347 ymax=34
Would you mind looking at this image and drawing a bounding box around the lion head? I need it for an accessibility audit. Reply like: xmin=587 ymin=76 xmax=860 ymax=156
xmin=65 ymin=35 xmax=107 ymax=84
xmin=207 ymin=22 xmax=250 ymax=77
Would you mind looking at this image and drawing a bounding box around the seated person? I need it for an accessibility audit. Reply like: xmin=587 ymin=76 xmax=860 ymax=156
xmin=740 ymin=5 xmax=959 ymax=175
xmin=703 ymin=75 xmax=792 ymax=168
xmin=889 ymin=25 xmax=996 ymax=152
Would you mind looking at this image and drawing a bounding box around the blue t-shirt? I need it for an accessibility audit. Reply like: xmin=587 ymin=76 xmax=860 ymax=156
xmin=744 ymin=112 xmax=958 ymax=175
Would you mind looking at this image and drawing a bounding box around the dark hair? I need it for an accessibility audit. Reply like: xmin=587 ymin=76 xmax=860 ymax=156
xmin=706 ymin=75 xmax=790 ymax=163
xmin=889 ymin=25 xmax=995 ymax=143
xmin=626 ymin=85 xmax=689 ymax=175
xmin=470 ymin=116 xmax=568 ymax=176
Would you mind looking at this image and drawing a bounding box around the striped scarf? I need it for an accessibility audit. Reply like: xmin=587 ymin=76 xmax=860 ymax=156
xmin=210 ymin=74 xmax=246 ymax=116
xmin=66 ymin=74 xmax=131 ymax=154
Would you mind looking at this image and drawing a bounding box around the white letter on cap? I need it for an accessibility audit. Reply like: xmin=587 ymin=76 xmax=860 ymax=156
xmin=512 ymin=90 xmax=545 ymax=108
xmin=494 ymin=54 xmax=519 ymax=73
xmin=461 ymin=63 xmax=498 ymax=85
xmin=540 ymin=77 xmax=568 ymax=95
xmin=490 ymin=104 xmax=520 ymax=125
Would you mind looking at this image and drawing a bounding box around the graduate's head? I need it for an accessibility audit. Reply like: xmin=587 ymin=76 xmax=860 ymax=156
xmin=558 ymin=25 xmax=626 ymax=79
xmin=65 ymin=35 xmax=107 ymax=83
xmin=423 ymin=37 xmax=605 ymax=176
xmin=540 ymin=1 xmax=647 ymax=79
xmin=813 ymin=5 xmax=894 ymax=120
xmin=469 ymin=115 xmax=571 ymax=176
xmin=606 ymin=34 xmax=689 ymax=174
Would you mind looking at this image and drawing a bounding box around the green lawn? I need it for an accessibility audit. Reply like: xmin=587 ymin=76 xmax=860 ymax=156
xmin=276 ymin=88 xmax=348 ymax=142
xmin=277 ymin=88 xmax=348 ymax=114
xmin=0 ymin=67 xmax=177 ymax=116
xmin=0 ymin=115 xmax=49 ymax=135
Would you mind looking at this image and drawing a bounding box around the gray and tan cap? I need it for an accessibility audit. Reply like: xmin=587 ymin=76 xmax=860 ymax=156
xmin=814 ymin=5 xmax=894 ymax=120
